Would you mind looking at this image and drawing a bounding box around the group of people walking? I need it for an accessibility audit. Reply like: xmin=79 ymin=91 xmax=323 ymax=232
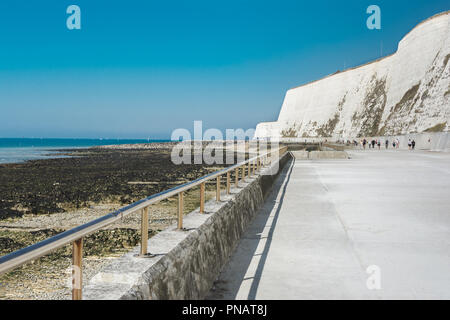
xmin=359 ymin=138 xmax=416 ymax=150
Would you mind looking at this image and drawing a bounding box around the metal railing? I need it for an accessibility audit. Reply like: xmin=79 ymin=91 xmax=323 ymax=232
xmin=0 ymin=145 xmax=288 ymax=300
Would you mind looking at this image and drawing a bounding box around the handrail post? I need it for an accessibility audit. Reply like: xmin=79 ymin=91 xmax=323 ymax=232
xmin=216 ymin=176 xmax=221 ymax=201
xmin=178 ymin=192 xmax=184 ymax=229
xmin=242 ymin=165 xmax=245 ymax=181
xmin=226 ymin=172 xmax=230 ymax=194
xmin=234 ymin=168 xmax=238 ymax=187
xmin=200 ymin=182 xmax=205 ymax=213
xmin=72 ymin=238 xmax=83 ymax=300
xmin=140 ymin=207 xmax=149 ymax=255
xmin=248 ymin=161 xmax=251 ymax=177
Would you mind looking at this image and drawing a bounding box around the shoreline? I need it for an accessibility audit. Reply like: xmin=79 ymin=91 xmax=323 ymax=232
xmin=0 ymin=140 xmax=176 ymax=165
xmin=0 ymin=143 xmax=225 ymax=220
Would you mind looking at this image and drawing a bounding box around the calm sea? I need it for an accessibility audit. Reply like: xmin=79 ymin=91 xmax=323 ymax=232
xmin=0 ymin=138 xmax=170 ymax=164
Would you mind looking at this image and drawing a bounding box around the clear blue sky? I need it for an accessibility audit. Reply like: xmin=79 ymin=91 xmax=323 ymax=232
xmin=0 ymin=0 xmax=448 ymax=139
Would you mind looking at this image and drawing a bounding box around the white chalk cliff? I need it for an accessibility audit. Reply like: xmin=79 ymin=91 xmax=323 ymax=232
xmin=255 ymin=11 xmax=450 ymax=139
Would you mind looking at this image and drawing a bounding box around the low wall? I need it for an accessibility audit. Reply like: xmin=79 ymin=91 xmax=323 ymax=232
xmin=309 ymin=151 xmax=348 ymax=159
xmin=83 ymin=153 xmax=291 ymax=300
xmin=291 ymin=150 xmax=349 ymax=159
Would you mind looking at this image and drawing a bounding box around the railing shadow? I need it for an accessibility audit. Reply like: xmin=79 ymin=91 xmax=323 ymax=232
xmin=208 ymin=156 xmax=295 ymax=299
xmin=247 ymin=156 xmax=294 ymax=299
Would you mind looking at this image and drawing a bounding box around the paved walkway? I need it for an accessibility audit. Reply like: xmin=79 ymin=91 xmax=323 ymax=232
xmin=207 ymin=150 xmax=450 ymax=299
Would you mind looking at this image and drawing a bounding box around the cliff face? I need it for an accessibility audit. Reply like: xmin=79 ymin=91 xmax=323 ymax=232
xmin=255 ymin=12 xmax=450 ymax=139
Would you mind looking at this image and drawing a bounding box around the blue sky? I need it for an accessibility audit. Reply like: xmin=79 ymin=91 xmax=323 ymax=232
xmin=0 ymin=0 xmax=448 ymax=139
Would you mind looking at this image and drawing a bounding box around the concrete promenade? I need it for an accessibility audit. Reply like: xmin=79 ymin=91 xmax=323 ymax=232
xmin=207 ymin=150 xmax=450 ymax=299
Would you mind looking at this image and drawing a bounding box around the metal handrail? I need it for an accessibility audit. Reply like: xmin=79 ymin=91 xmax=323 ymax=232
xmin=0 ymin=145 xmax=288 ymax=299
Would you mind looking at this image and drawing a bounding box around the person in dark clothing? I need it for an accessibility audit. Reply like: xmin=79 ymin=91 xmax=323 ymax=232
xmin=377 ymin=140 xmax=381 ymax=149
xmin=363 ymin=139 xmax=367 ymax=149
xmin=411 ymin=140 xmax=416 ymax=150
xmin=385 ymin=139 xmax=389 ymax=149
xmin=371 ymin=140 xmax=376 ymax=149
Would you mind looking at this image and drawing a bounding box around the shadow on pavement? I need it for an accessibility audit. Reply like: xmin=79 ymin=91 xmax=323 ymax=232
xmin=207 ymin=156 xmax=295 ymax=299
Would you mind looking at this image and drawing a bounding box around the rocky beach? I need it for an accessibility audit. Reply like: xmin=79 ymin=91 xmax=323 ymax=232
xmin=0 ymin=142 xmax=233 ymax=299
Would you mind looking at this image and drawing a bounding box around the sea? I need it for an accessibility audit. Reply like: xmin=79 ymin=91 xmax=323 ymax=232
xmin=0 ymin=138 xmax=170 ymax=164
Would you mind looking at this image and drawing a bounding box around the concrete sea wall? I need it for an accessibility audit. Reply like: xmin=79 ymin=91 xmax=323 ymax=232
xmin=83 ymin=153 xmax=291 ymax=300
